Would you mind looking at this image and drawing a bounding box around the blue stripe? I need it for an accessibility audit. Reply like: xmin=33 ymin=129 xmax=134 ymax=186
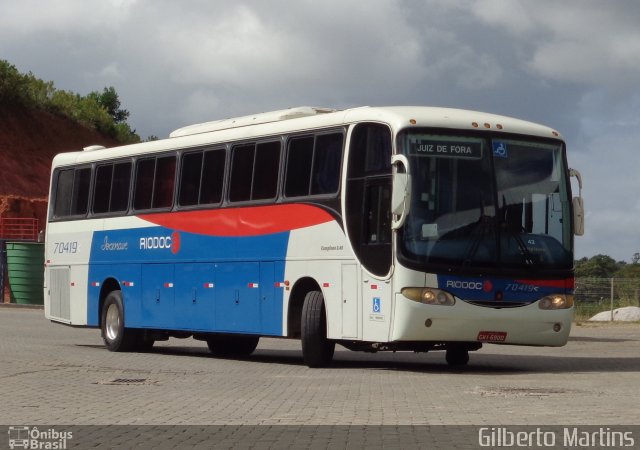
xmin=87 ymin=227 xmax=289 ymax=335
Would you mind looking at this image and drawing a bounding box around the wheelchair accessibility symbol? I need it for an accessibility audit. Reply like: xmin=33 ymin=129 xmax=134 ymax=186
xmin=372 ymin=297 xmax=381 ymax=313
xmin=493 ymin=141 xmax=508 ymax=158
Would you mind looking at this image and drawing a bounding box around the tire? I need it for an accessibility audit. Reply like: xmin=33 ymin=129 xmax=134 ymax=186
xmin=445 ymin=346 xmax=469 ymax=366
xmin=301 ymin=291 xmax=335 ymax=368
xmin=206 ymin=335 xmax=259 ymax=356
xmin=101 ymin=290 xmax=138 ymax=352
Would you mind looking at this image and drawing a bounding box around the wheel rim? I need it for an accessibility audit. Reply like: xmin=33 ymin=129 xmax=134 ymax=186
xmin=105 ymin=303 xmax=120 ymax=341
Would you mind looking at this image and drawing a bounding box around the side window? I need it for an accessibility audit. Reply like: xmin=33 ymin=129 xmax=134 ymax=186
xmin=92 ymin=161 xmax=131 ymax=214
xmin=311 ymin=133 xmax=343 ymax=195
xmin=179 ymin=152 xmax=203 ymax=206
xmin=179 ymin=148 xmax=226 ymax=206
xmin=133 ymin=158 xmax=155 ymax=210
xmin=133 ymin=155 xmax=176 ymax=210
xmin=346 ymin=123 xmax=392 ymax=276
xmin=93 ymin=164 xmax=113 ymax=214
xmin=153 ymin=156 xmax=176 ymax=208
xmin=229 ymin=144 xmax=255 ymax=202
xmin=200 ymin=149 xmax=226 ymax=204
xmin=229 ymin=141 xmax=281 ymax=203
xmin=53 ymin=167 xmax=92 ymax=218
xmin=364 ymin=182 xmax=392 ymax=244
xmin=71 ymin=168 xmax=91 ymax=216
xmin=285 ymin=132 xmax=343 ymax=198
xmin=284 ymin=137 xmax=313 ymax=197
xmin=253 ymin=141 xmax=280 ymax=200
xmin=110 ymin=162 xmax=132 ymax=212
xmin=53 ymin=169 xmax=75 ymax=217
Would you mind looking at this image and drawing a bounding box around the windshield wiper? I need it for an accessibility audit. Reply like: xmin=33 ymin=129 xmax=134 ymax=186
xmin=461 ymin=214 xmax=495 ymax=268
xmin=504 ymin=229 xmax=536 ymax=266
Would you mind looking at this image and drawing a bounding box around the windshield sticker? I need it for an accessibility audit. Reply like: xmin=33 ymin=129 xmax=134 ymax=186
xmin=409 ymin=139 xmax=482 ymax=159
xmin=493 ymin=141 xmax=508 ymax=158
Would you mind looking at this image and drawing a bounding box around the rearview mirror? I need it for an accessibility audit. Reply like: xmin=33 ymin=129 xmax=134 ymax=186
xmin=391 ymin=155 xmax=411 ymax=230
xmin=569 ymin=168 xmax=584 ymax=236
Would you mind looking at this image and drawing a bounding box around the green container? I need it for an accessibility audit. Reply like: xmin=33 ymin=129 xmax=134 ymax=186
xmin=6 ymin=242 xmax=44 ymax=305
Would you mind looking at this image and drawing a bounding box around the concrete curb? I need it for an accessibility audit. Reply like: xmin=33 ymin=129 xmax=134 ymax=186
xmin=0 ymin=302 xmax=44 ymax=310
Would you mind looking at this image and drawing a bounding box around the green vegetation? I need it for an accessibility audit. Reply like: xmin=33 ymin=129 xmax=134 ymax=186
xmin=0 ymin=60 xmax=140 ymax=144
xmin=574 ymin=253 xmax=640 ymax=321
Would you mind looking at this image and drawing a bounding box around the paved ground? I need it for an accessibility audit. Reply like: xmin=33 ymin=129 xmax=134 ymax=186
xmin=0 ymin=307 xmax=638 ymax=448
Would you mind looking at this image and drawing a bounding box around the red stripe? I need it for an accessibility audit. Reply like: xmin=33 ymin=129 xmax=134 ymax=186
xmin=515 ymin=278 xmax=575 ymax=289
xmin=139 ymin=204 xmax=334 ymax=237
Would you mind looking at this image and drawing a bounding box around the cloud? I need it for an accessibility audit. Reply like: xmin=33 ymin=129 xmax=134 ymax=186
xmin=2 ymin=0 xmax=639 ymax=260
xmin=470 ymin=0 xmax=640 ymax=88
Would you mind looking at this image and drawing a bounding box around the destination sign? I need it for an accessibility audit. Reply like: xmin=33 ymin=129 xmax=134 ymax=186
xmin=409 ymin=139 xmax=482 ymax=159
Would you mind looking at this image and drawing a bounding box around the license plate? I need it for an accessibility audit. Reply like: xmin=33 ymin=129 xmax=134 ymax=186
xmin=477 ymin=331 xmax=507 ymax=342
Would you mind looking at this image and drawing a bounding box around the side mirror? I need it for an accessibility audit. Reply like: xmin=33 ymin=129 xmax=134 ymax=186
xmin=391 ymin=155 xmax=411 ymax=230
xmin=569 ymin=168 xmax=584 ymax=236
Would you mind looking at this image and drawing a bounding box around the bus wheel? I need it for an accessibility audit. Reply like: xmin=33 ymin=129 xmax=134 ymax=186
xmin=445 ymin=346 xmax=469 ymax=366
xmin=206 ymin=335 xmax=259 ymax=356
xmin=301 ymin=291 xmax=335 ymax=368
xmin=101 ymin=290 xmax=137 ymax=352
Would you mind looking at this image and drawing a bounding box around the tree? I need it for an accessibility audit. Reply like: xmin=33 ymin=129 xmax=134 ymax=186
xmin=575 ymin=254 xmax=622 ymax=278
xmin=633 ymin=253 xmax=640 ymax=264
xmin=91 ymin=86 xmax=130 ymax=124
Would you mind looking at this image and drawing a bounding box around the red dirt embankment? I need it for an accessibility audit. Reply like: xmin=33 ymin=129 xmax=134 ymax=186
xmin=0 ymin=102 xmax=119 ymax=227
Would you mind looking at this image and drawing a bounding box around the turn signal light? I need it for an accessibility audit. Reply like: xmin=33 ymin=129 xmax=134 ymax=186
xmin=401 ymin=288 xmax=455 ymax=306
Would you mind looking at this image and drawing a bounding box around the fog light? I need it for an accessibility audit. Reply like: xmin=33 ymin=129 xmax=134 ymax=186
xmin=538 ymin=294 xmax=574 ymax=310
xmin=402 ymin=288 xmax=455 ymax=306
xmin=425 ymin=318 xmax=432 ymax=327
xmin=553 ymin=323 xmax=562 ymax=332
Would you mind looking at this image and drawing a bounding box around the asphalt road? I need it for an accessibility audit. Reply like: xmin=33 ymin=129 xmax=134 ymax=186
xmin=1 ymin=306 xmax=638 ymax=448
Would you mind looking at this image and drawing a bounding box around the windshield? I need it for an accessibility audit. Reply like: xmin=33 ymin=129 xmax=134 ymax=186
xmin=398 ymin=131 xmax=573 ymax=273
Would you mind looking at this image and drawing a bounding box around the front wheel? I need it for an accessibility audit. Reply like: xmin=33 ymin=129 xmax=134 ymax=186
xmin=301 ymin=291 xmax=335 ymax=368
xmin=445 ymin=346 xmax=469 ymax=366
xmin=101 ymin=290 xmax=138 ymax=352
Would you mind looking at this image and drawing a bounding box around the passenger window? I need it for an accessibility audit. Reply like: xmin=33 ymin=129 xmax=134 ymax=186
xmin=200 ymin=149 xmax=225 ymax=204
xmin=133 ymin=156 xmax=175 ymax=210
xmin=284 ymin=136 xmax=314 ymax=197
xmin=285 ymin=132 xmax=343 ymax=198
xmin=152 ymin=156 xmax=176 ymax=208
xmin=179 ymin=152 xmax=203 ymax=206
xmin=110 ymin=162 xmax=131 ymax=212
xmin=70 ymin=168 xmax=91 ymax=216
xmin=253 ymin=141 xmax=280 ymax=200
xmin=229 ymin=144 xmax=254 ymax=202
xmin=229 ymin=141 xmax=281 ymax=202
xmin=311 ymin=133 xmax=342 ymax=195
xmin=53 ymin=169 xmax=75 ymax=217
xmin=134 ymin=158 xmax=155 ymax=210
xmin=93 ymin=164 xmax=113 ymax=214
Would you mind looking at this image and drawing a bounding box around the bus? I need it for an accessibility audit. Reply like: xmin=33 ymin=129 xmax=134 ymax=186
xmin=44 ymin=106 xmax=584 ymax=367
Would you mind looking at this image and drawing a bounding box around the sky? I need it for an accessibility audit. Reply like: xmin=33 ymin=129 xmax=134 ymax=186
xmin=2 ymin=0 xmax=639 ymax=262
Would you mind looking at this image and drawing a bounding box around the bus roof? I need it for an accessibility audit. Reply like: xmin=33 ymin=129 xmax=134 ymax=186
xmin=51 ymin=106 xmax=563 ymax=167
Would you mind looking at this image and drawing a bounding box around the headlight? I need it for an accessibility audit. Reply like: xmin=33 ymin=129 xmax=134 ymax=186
xmin=538 ymin=294 xmax=574 ymax=310
xmin=401 ymin=287 xmax=455 ymax=306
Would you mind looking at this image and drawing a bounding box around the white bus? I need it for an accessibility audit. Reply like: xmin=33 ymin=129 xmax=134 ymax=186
xmin=44 ymin=106 xmax=584 ymax=367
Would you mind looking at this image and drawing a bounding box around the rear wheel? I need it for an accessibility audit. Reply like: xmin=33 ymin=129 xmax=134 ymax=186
xmin=301 ymin=291 xmax=335 ymax=368
xmin=101 ymin=290 xmax=138 ymax=352
xmin=206 ymin=335 xmax=259 ymax=356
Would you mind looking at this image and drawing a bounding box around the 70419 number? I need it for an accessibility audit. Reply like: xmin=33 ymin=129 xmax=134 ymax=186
xmin=54 ymin=241 xmax=78 ymax=254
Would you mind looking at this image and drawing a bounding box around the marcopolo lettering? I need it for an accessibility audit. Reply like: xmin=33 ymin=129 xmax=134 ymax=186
xmin=140 ymin=235 xmax=172 ymax=250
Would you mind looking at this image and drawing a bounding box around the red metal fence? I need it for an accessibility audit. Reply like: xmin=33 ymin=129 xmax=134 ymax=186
xmin=0 ymin=218 xmax=39 ymax=241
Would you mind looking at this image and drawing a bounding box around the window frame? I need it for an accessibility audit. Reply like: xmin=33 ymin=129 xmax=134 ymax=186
xmin=283 ymin=128 xmax=345 ymax=200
